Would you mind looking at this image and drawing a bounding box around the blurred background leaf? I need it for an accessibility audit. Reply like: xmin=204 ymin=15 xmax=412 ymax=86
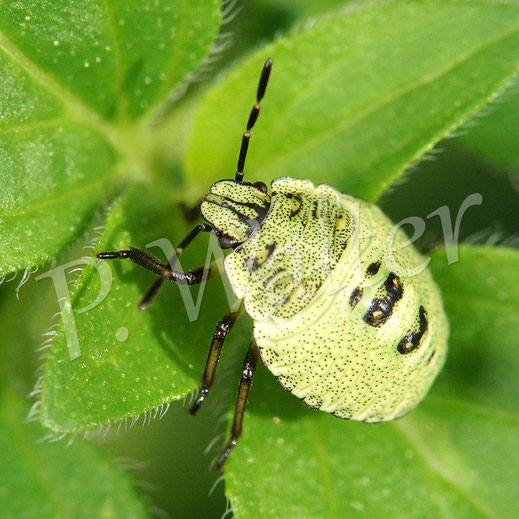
xmin=0 ymin=387 xmax=153 ymax=519
xmin=458 ymin=90 xmax=519 ymax=172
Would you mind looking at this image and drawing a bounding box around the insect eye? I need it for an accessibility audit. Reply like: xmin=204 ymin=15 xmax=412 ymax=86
xmin=253 ymin=181 xmax=268 ymax=194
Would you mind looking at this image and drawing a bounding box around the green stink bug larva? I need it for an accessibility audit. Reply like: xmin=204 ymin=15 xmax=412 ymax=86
xmin=98 ymin=58 xmax=449 ymax=469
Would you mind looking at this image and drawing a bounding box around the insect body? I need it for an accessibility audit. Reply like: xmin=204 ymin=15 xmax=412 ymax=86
xmin=98 ymin=59 xmax=449 ymax=468
xmin=206 ymin=177 xmax=448 ymax=424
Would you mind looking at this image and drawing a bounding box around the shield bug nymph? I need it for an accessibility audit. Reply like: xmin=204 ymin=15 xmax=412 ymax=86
xmin=98 ymin=58 xmax=449 ymax=469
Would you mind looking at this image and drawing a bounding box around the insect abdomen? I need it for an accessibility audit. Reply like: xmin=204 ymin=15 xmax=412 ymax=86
xmin=245 ymin=178 xmax=448 ymax=422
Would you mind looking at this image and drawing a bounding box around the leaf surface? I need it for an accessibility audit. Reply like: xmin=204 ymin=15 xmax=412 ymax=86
xmin=0 ymin=0 xmax=221 ymax=275
xmin=0 ymin=0 xmax=220 ymax=120
xmin=40 ymin=184 xmax=236 ymax=431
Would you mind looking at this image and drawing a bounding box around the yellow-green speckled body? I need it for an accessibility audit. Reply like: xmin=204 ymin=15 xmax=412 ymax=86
xmin=205 ymin=177 xmax=449 ymax=422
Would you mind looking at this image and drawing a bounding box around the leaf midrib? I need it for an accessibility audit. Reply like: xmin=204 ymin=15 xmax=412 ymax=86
xmin=0 ymin=30 xmax=122 ymax=145
xmin=440 ymin=288 xmax=519 ymax=310
xmin=306 ymin=417 xmax=339 ymax=519
xmin=0 ymin=117 xmax=65 ymax=134
xmin=270 ymin=0 xmax=519 ymax=139
xmin=0 ymin=28 xmax=152 ymax=174
xmin=100 ymin=0 xmax=128 ymax=122
xmin=428 ymin=393 xmax=519 ymax=422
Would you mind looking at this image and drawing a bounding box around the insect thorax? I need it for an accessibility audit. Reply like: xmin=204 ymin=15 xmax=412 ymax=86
xmin=224 ymin=177 xmax=363 ymax=320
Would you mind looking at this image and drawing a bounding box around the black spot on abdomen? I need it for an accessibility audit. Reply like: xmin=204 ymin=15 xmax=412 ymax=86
xmin=265 ymin=241 xmax=276 ymax=260
xmin=285 ymin=193 xmax=303 ymax=218
xmin=363 ymin=273 xmax=403 ymax=326
xmin=397 ymin=306 xmax=429 ymax=354
xmin=263 ymin=267 xmax=286 ymax=288
xmin=246 ymin=241 xmax=277 ymax=273
xmin=311 ymin=201 xmax=318 ymax=219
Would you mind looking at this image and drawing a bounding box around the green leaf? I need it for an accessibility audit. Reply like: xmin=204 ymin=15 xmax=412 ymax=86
xmin=0 ymin=253 xmax=156 ymax=519
xmin=0 ymin=0 xmax=221 ymax=275
xmin=224 ymin=244 xmax=519 ymax=518
xmin=185 ymin=0 xmax=519 ymax=202
xmin=0 ymin=0 xmax=221 ymax=120
xmin=0 ymin=116 xmax=118 ymax=275
xmin=1 ymin=261 xmax=228 ymax=518
xmin=40 ymin=183 xmax=235 ymax=432
xmin=458 ymin=90 xmax=519 ymax=171
xmin=0 ymin=387 xmax=152 ymax=519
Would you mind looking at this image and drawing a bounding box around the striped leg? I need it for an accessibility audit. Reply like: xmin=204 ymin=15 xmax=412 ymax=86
xmin=217 ymin=339 xmax=259 ymax=470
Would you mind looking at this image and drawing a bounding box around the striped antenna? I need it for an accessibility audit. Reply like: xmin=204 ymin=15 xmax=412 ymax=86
xmin=235 ymin=58 xmax=272 ymax=182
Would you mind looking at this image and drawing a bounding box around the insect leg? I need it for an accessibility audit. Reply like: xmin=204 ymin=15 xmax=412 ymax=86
xmin=137 ymin=223 xmax=213 ymax=309
xmin=189 ymin=308 xmax=243 ymax=415
xmin=97 ymin=224 xmax=214 ymax=310
xmin=217 ymin=338 xmax=258 ymax=470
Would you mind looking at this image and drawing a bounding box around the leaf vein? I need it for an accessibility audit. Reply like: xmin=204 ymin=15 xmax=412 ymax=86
xmin=1 ymin=174 xmax=115 ymax=219
xmin=391 ymin=420 xmax=498 ymax=519
xmin=0 ymin=30 xmax=123 ymax=151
